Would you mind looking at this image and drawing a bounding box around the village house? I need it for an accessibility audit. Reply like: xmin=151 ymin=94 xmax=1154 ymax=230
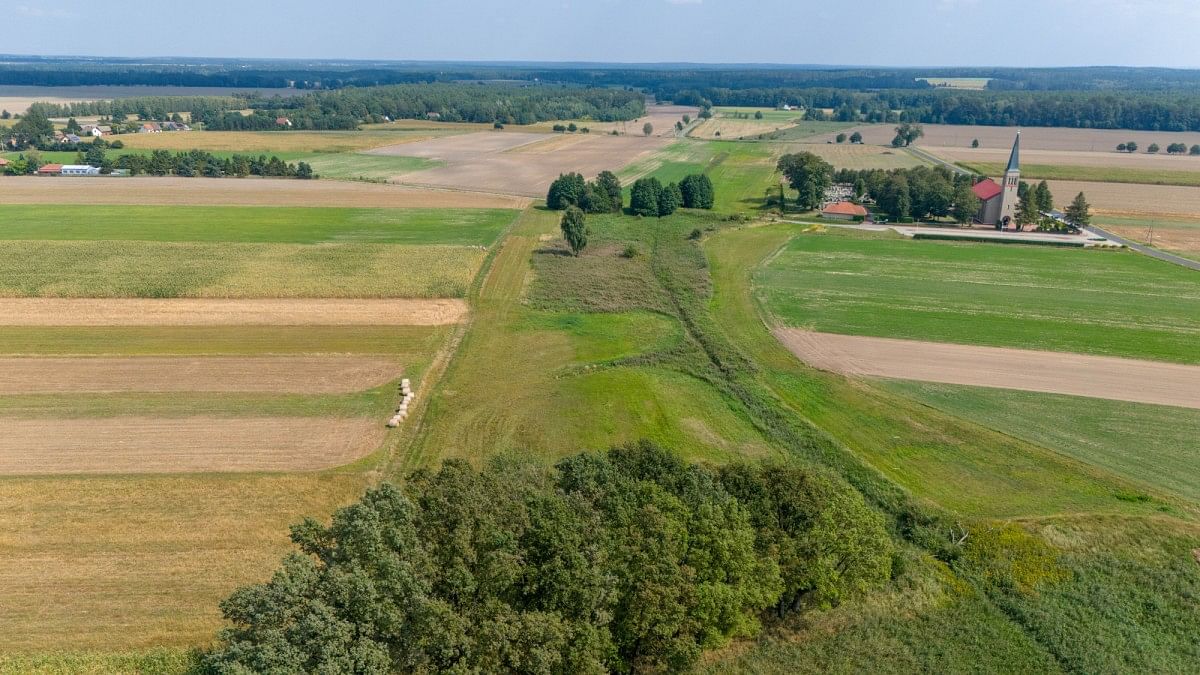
xmin=139 ymin=122 xmax=163 ymax=133
xmin=276 ymin=117 xmax=293 ymax=127
xmin=81 ymin=125 xmax=112 ymax=137
xmin=821 ymin=201 xmax=869 ymax=220
xmin=162 ymin=121 xmax=192 ymax=131
xmin=37 ymin=163 xmax=64 ymax=176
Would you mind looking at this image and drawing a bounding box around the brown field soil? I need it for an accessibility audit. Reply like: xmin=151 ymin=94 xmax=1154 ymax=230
xmin=787 ymin=143 xmax=927 ymax=170
xmin=372 ymin=131 xmax=670 ymax=196
xmin=1104 ymin=224 xmax=1200 ymax=257
xmin=928 ymin=145 xmax=1200 ymax=171
xmin=0 ymin=177 xmax=530 ymax=209
xmin=0 ymin=85 xmax=305 ymax=114
xmin=1042 ymin=180 xmax=1200 ymax=218
xmin=813 ymin=123 xmax=1200 ymax=152
xmin=0 ymin=298 xmax=468 ymax=326
xmin=526 ymin=105 xmax=701 ymax=138
xmin=0 ymin=356 xmax=399 ymax=394
xmin=0 ymin=416 xmax=385 ymax=475
xmin=775 ymin=328 xmax=1200 ymax=409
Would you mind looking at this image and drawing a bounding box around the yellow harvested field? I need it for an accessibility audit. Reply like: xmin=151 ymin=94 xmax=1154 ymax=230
xmin=791 ymin=143 xmax=926 ymax=170
xmin=111 ymin=127 xmax=466 ymax=153
xmin=812 ymin=123 xmax=1200 ymax=152
xmin=690 ymin=118 xmax=798 ymax=140
xmin=0 ymin=298 xmax=468 ymax=326
xmin=928 ymin=145 xmax=1200 ymax=171
xmin=527 ymin=105 xmax=700 ymax=137
xmin=0 ymin=177 xmax=531 ymax=209
xmin=1043 ymin=180 xmax=1200 ymax=218
xmin=0 ymin=416 xmax=385 ymax=475
xmin=373 ymin=131 xmax=670 ymax=196
xmin=1103 ymin=224 xmax=1200 ymax=257
xmin=0 ymin=356 xmax=399 ymax=394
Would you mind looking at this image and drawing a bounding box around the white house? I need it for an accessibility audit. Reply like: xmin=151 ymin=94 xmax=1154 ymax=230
xmin=61 ymin=165 xmax=101 ymax=176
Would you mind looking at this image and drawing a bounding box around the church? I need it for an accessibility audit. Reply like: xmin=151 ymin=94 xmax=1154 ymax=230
xmin=972 ymin=133 xmax=1021 ymax=228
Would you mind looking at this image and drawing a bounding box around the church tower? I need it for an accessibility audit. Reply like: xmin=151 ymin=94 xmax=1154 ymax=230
xmin=999 ymin=132 xmax=1020 ymax=227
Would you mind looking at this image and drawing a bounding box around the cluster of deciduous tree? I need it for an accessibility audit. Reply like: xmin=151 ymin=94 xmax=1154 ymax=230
xmin=831 ymin=166 xmax=983 ymax=224
xmin=546 ymin=171 xmax=624 ymax=213
xmin=201 ymin=443 xmax=892 ymax=674
xmin=630 ymin=177 xmax=682 ymax=217
xmin=115 ymin=150 xmax=314 ymax=179
xmin=196 ymin=83 xmax=646 ymax=130
xmin=778 ymin=152 xmax=834 ymax=211
xmin=29 ymin=96 xmax=246 ymax=123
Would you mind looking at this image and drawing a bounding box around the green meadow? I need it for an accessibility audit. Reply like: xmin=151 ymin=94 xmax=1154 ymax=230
xmin=756 ymin=230 xmax=1200 ymax=364
xmin=0 ymin=205 xmax=516 ymax=245
xmin=620 ymin=140 xmax=781 ymax=213
xmin=883 ymin=381 xmax=1200 ymax=502
xmin=962 ymin=160 xmax=1200 ymax=187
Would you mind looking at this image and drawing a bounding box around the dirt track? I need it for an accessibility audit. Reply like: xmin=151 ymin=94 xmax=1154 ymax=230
xmin=775 ymin=328 xmax=1200 ymax=409
xmin=0 ymin=416 xmax=383 ymax=475
xmin=370 ymin=130 xmax=670 ymax=196
xmin=0 ymin=356 xmax=399 ymax=394
xmin=0 ymin=177 xmax=530 ymax=209
xmin=0 ymin=298 xmax=467 ymax=326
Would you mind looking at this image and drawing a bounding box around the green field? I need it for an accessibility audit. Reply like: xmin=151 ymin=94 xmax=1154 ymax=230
xmin=0 ymin=205 xmax=515 ymax=245
xmin=882 ymin=381 xmax=1200 ymax=502
xmin=303 ymin=153 xmax=440 ymax=181
xmin=0 ymin=240 xmax=486 ymax=298
xmin=962 ymin=160 xmax=1200 ymax=187
xmin=620 ymin=140 xmax=781 ymax=213
xmin=756 ymin=230 xmax=1200 ymax=364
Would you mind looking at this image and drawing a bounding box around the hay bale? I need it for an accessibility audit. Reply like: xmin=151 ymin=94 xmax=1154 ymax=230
xmin=387 ymin=420 xmax=399 ymax=428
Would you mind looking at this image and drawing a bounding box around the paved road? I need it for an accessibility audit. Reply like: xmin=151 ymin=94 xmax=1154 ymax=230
xmin=1084 ymin=225 xmax=1200 ymax=271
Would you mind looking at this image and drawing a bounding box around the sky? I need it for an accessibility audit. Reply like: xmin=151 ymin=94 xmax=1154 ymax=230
xmin=6 ymin=0 xmax=1200 ymax=68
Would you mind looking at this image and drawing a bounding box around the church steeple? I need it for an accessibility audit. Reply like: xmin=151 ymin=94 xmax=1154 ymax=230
xmin=1006 ymin=131 xmax=1020 ymax=173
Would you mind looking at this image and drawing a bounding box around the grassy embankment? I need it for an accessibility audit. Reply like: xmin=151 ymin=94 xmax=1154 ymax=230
xmin=757 ymin=229 xmax=1200 ymax=364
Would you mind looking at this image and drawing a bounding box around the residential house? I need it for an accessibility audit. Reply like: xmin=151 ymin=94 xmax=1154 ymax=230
xmin=820 ymin=201 xmax=869 ymax=220
xmin=162 ymin=121 xmax=192 ymax=131
xmin=81 ymin=125 xmax=112 ymax=137
xmin=276 ymin=117 xmax=293 ymax=127
xmin=63 ymin=133 xmax=82 ymax=144
xmin=139 ymin=122 xmax=163 ymax=134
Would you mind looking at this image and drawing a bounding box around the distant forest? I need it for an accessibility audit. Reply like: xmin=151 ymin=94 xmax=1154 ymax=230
xmin=9 ymin=58 xmax=1200 ymax=131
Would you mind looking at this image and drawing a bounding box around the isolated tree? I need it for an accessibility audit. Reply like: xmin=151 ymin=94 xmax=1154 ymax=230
xmin=754 ymin=110 xmax=764 ymax=120
xmin=1191 ymin=144 xmax=1200 ymax=156
xmin=972 ymin=138 xmax=980 ymax=148
xmin=836 ymin=133 xmax=847 ymax=144
xmin=850 ymin=131 xmax=863 ymax=144
xmin=777 ymin=151 xmax=833 ymax=211
xmin=1116 ymin=143 xmax=1127 ymax=152
xmin=679 ymin=173 xmax=715 ymax=209
xmin=1148 ymin=143 xmax=1160 ymax=154
xmin=1124 ymin=141 xmax=1138 ymax=153
xmin=560 ymin=206 xmax=589 ymax=256
xmin=952 ymin=182 xmax=980 ymax=225
xmin=892 ymin=122 xmax=924 ymax=147
xmin=682 ymin=114 xmax=691 ymax=124
xmin=1064 ymin=192 xmax=1091 ymax=229
xmin=658 ymin=182 xmax=683 ymax=217
xmin=675 ymin=121 xmax=684 ymax=132
xmin=643 ymin=122 xmax=654 ymax=137
xmin=1034 ymin=180 xmax=1054 ymax=212
xmin=568 ymin=122 xmax=578 ymax=133
xmin=0 ymin=110 xmax=10 ymax=120
xmin=1167 ymin=142 xmax=1186 ymax=155
xmin=630 ymin=177 xmax=664 ymax=217
xmin=546 ymin=172 xmax=586 ymax=210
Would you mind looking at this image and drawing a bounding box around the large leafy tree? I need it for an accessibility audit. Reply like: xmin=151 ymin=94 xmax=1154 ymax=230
xmin=1064 ymin=192 xmax=1091 ymax=228
xmin=777 ymin=151 xmax=833 ymax=211
xmin=658 ymin=182 xmax=683 ymax=217
xmin=679 ymin=173 xmax=715 ymax=209
xmin=952 ymin=182 xmax=981 ymax=225
xmin=593 ymin=170 xmax=623 ymax=212
xmin=629 ymin=177 xmax=664 ymax=217
xmin=560 ymin=206 xmax=589 ymax=256
xmin=547 ymin=172 xmax=587 ymax=210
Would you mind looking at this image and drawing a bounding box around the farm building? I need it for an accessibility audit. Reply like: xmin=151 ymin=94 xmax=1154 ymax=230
xmin=82 ymin=125 xmax=112 ymax=137
xmin=276 ymin=117 xmax=293 ymax=127
xmin=139 ymin=123 xmax=163 ymax=133
xmin=61 ymin=165 xmax=101 ymax=176
xmin=37 ymin=163 xmax=64 ymax=176
xmin=822 ymin=201 xmax=869 ymax=220
xmin=974 ymin=132 xmax=1021 ymax=227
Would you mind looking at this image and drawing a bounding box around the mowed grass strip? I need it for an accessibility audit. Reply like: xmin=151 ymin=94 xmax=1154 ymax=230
xmin=757 ymin=230 xmax=1200 ymax=364
xmin=0 ymin=205 xmax=516 ymax=245
xmin=0 ymin=387 xmax=395 ymax=420
xmin=0 ymin=241 xmax=486 ymax=298
xmin=962 ymin=161 xmax=1200 ymax=187
xmin=620 ymin=140 xmax=781 ymax=213
xmin=882 ymin=381 xmax=1200 ymax=504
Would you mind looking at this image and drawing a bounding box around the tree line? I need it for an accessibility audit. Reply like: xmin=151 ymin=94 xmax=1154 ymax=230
xmin=200 ymin=443 xmax=892 ymax=674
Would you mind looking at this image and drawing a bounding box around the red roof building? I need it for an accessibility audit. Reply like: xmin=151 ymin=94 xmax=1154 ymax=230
xmin=37 ymin=164 xmax=64 ymax=175
xmin=821 ymin=201 xmax=869 ymax=219
xmin=972 ymin=178 xmax=1003 ymax=202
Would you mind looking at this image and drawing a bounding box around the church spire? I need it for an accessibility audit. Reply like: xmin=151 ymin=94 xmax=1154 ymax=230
xmin=1006 ymin=132 xmax=1021 ymax=173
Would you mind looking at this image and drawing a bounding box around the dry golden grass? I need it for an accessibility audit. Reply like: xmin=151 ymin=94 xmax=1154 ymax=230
xmin=0 ymin=177 xmax=532 ymax=209
xmin=0 ymin=298 xmax=468 ymax=326
xmin=690 ymin=118 xmax=796 ymax=140
xmin=1043 ymin=180 xmax=1200 ymax=218
xmin=0 ymin=356 xmax=400 ymax=394
xmin=0 ymin=416 xmax=386 ymax=475
xmin=0 ymin=471 xmax=369 ymax=650
xmin=790 ymin=143 xmax=926 ymax=170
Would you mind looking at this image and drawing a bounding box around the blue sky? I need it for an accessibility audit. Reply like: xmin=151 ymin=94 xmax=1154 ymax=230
xmin=7 ymin=0 xmax=1200 ymax=67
